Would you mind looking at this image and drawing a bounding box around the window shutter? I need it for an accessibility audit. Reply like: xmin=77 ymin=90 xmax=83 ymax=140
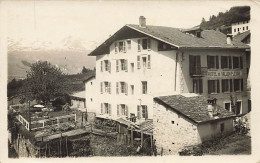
xmin=230 ymin=79 xmax=233 ymax=92
xmin=208 ymin=80 xmax=211 ymax=94
xmin=108 ymin=61 xmax=111 ymax=72
xmin=100 ymin=82 xmax=103 ymax=94
xmin=137 ymin=106 xmax=141 ymax=119
xmin=116 ymin=60 xmax=119 ymax=72
xmin=116 ymin=82 xmax=119 ymax=94
xmin=123 ymin=41 xmax=126 ymax=53
xmin=216 ymin=56 xmax=219 ymax=69
xmin=199 ymin=79 xmax=203 ymax=93
xmin=147 ymin=38 xmax=151 ymax=50
xmin=109 ymin=104 xmax=111 ymax=115
xmin=240 ymin=56 xmax=243 ymax=69
xmin=125 ymin=82 xmax=128 ymax=95
xmin=125 ymin=105 xmax=128 ymax=117
xmin=125 ymin=59 xmax=128 ymax=72
xmin=109 ymin=82 xmax=111 ymax=94
xmin=145 ymin=106 xmax=148 ymax=119
xmin=115 ymin=42 xmax=118 ymax=53
xmin=117 ymin=105 xmax=119 ymax=116
xmin=217 ymin=80 xmax=220 ymax=93
xmin=148 ymin=55 xmax=151 ymax=69
xmin=137 ymin=56 xmax=141 ymax=69
xmin=101 ymin=103 xmax=103 ymax=114
xmin=189 ymin=55 xmax=195 ymax=74
xmin=229 ymin=56 xmax=232 ymax=69
xmin=101 ymin=61 xmax=103 ymax=72
xmin=138 ymin=39 xmax=141 ymax=51
xmin=241 ymin=79 xmax=244 ymax=91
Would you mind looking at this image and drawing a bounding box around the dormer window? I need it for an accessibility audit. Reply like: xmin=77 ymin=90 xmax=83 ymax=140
xmin=196 ymin=31 xmax=201 ymax=38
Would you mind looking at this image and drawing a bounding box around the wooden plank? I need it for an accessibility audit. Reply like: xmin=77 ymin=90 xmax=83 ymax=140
xmin=141 ymin=131 xmax=143 ymax=147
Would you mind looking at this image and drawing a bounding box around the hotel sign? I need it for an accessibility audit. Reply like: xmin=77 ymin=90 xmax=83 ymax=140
xmin=204 ymin=70 xmax=243 ymax=77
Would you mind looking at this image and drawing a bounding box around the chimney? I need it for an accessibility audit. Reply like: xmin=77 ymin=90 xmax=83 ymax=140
xmin=207 ymin=98 xmax=217 ymax=118
xmin=226 ymin=34 xmax=233 ymax=45
xmin=139 ymin=16 xmax=146 ymax=28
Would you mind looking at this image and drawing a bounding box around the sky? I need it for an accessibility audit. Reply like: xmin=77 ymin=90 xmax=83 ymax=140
xmin=3 ymin=1 xmax=253 ymax=50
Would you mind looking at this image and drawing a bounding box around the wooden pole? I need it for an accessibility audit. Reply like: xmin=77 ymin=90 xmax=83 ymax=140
xmin=45 ymin=142 xmax=47 ymax=157
xmin=48 ymin=142 xmax=50 ymax=156
xmin=66 ymin=136 xmax=68 ymax=156
xmin=150 ymin=135 xmax=153 ymax=154
xmin=131 ymin=128 xmax=133 ymax=145
xmin=141 ymin=131 xmax=143 ymax=147
xmin=59 ymin=134 xmax=62 ymax=157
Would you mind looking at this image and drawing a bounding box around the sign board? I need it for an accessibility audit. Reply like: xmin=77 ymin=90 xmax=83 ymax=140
xmin=203 ymin=70 xmax=243 ymax=77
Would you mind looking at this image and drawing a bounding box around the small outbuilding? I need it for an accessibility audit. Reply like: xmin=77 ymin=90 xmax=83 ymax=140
xmin=153 ymin=93 xmax=236 ymax=155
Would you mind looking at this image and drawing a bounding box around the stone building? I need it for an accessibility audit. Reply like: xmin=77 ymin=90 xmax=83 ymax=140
xmin=153 ymin=94 xmax=235 ymax=155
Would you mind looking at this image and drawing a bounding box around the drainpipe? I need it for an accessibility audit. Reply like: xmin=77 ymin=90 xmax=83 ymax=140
xmin=174 ymin=51 xmax=179 ymax=91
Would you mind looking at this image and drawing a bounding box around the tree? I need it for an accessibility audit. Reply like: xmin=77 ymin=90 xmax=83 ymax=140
xmin=23 ymin=61 xmax=68 ymax=104
xmin=201 ymin=17 xmax=206 ymax=24
xmin=82 ymin=66 xmax=88 ymax=74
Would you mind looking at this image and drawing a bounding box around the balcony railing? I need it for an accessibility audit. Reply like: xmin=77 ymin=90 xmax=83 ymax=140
xmin=190 ymin=67 xmax=208 ymax=77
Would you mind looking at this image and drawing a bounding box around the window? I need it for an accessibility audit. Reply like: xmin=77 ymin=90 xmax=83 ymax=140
xmin=104 ymin=60 xmax=110 ymax=72
xmin=104 ymin=82 xmax=111 ymax=94
xmin=147 ymin=55 xmax=151 ymax=68
xmin=137 ymin=38 xmax=151 ymax=51
xmin=101 ymin=103 xmax=111 ymax=115
xmin=189 ymin=55 xmax=201 ymax=75
xmin=91 ymin=82 xmax=92 ymax=85
xmin=100 ymin=82 xmax=103 ymax=94
xmin=127 ymin=40 xmax=131 ymax=50
xmin=243 ymin=27 xmax=245 ymax=31
xmin=142 ymin=56 xmax=147 ymax=68
xmin=207 ymin=56 xmax=219 ymax=69
xmin=193 ymin=78 xmax=203 ymax=94
xmin=117 ymin=104 xmax=128 ymax=116
xmin=222 ymin=79 xmax=233 ymax=92
xmin=238 ymin=28 xmax=240 ymax=32
xmin=137 ymin=105 xmax=148 ymax=119
xmin=233 ymin=56 xmax=243 ymax=69
xmin=235 ymin=101 xmax=242 ymax=115
xmin=118 ymin=41 xmax=126 ymax=53
xmin=234 ymin=28 xmax=236 ymax=32
xmin=234 ymin=79 xmax=243 ymax=92
xmin=220 ymin=123 xmax=224 ymax=133
xmin=224 ymin=102 xmax=231 ymax=111
xmin=131 ymin=85 xmax=134 ymax=95
xmin=221 ymin=56 xmax=232 ymax=69
xmin=131 ymin=63 xmax=134 ymax=72
xmin=142 ymin=81 xmax=147 ymax=94
xmin=116 ymin=59 xmax=128 ymax=72
xmin=117 ymin=82 xmax=128 ymax=95
xmin=208 ymin=80 xmax=220 ymax=94
xmin=246 ymin=26 xmax=248 ymax=30
xmin=100 ymin=61 xmax=103 ymax=72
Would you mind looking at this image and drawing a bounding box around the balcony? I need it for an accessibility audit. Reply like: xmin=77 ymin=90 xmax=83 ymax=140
xmin=190 ymin=67 xmax=207 ymax=77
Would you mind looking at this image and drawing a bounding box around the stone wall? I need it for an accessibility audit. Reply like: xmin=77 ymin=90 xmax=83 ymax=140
xmin=153 ymin=102 xmax=200 ymax=155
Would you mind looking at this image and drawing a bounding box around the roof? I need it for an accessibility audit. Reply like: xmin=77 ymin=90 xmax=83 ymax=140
xmin=70 ymin=91 xmax=85 ymax=99
xmin=83 ymin=74 xmax=95 ymax=83
xmin=233 ymin=30 xmax=250 ymax=43
xmin=154 ymin=94 xmax=236 ymax=124
xmin=89 ymin=24 xmax=249 ymax=56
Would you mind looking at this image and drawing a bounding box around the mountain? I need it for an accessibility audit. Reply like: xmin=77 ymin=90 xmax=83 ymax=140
xmin=200 ymin=6 xmax=250 ymax=32
xmin=7 ymin=36 xmax=97 ymax=82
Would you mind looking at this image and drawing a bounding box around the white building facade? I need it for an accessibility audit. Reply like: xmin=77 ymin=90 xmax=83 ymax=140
xmin=231 ymin=20 xmax=250 ymax=36
xmin=88 ymin=17 xmax=250 ymax=121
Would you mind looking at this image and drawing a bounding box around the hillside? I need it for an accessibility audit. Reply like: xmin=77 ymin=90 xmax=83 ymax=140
xmin=8 ymin=50 xmax=96 ymax=82
xmin=200 ymin=6 xmax=250 ymax=31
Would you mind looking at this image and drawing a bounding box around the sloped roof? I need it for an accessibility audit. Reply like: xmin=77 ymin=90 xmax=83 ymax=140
xmin=70 ymin=91 xmax=85 ymax=99
xmin=154 ymin=94 xmax=235 ymax=124
xmin=233 ymin=30 xmax=250 ymax=43
xmin=89 ymin=24 xmax=249 ymax=56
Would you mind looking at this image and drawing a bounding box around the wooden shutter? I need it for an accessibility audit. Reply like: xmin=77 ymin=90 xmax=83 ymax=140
xmin=116 ymin=82 xmax=119 ymax=94
xmin=101 ymin=103 xmax=103 ymax=114
xmin=240 ymin=56 xmax=243 ymax=69
xmin=147 ymin=38 xmax=151 ymax=50
xmin=229 ymin=56 xmax=232 ymax=69
xmin=138 ymin=39 xmax=141 ymax=51
xmin=115 ymin=42 xmax=118 ymax=53
xmin=230 ymin=79 xmax=233 ymax=92
xmin=125 ymin=59 xmax=128 ymax=72
xmin=137 ymin=106 xmax=141 ymax=119
xmin=125 ymin=105 xmax=128 ymax=117
xmin=108 ymin=61 xmax=111 ymax=72
xmin=189 ymin=55 xmax=195 ymax=74
xmin=148 ymin=55 xmax=151 ymax=69
xmin=199 ymin=79 xmax=203 ymax=93
xmin=125 ymin=82 xmax=128 ymax=95
xmin=216 ymin=56 xmax=219 ymax=69
xmin=109 ymin=104 xmax=111 ymax=115
xmin=117 ymin=105 xmax=119 ymax=116
xmin=217 ymin=80 xmax=220 ymax=93
xmin=100 ymin=82 xmax=103 ymax=94
xmin=116 ymin=60 xmax=119 ymax=72
xmin=241 ymin=79 xmax=244 ymax=91
xmin=101 ymin=61 xmax=103 ymax=72
xmin=123 ymin=41 xmax=126 ymax=53
xmin=108 ymin=82 xmax=111 ymax=94
xmin=137 ymin=56 xmax=141 ymax=69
